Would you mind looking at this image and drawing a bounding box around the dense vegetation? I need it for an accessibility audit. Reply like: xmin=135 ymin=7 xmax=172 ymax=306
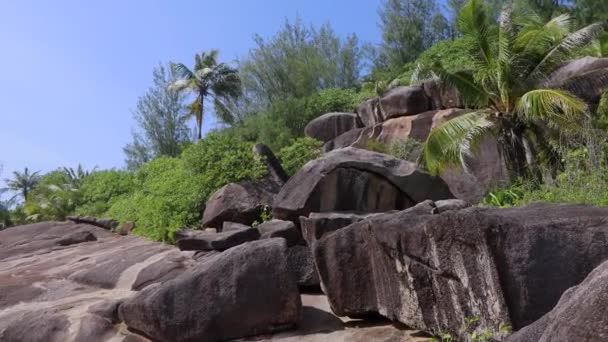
xmin=2 ymin=0 xmax=607 ymax=240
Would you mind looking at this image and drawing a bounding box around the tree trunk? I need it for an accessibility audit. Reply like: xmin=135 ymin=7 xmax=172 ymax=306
xmin=197 ymin=97 xmax=204 ymax=140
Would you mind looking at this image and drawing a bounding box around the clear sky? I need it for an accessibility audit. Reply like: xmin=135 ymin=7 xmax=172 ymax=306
xmin=0 ymin=0 xmax=389 ymax=183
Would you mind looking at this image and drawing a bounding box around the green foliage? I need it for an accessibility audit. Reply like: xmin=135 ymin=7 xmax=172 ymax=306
xmin=394 ymin=36 xmax=477 ymax=86
xmin=24 ymin=170 xmax=80 ymax=221
xmin=240 ymin=18 xmax=363 ymax=106
xmin=107 ymin=157 xmax=204 ymax=242
xmin=278 ymin=137 xmax=323 ymax=176
xmin=415 ymin=1 xmax=601 ymax=178
xmin=110 ymin=131 xmax=267 ymax=242
xmin=76 ymin=170 xmax=135 ymax=217
xmin=171 ymin=50 xmax=241 ymax=139
xmin=377 ymin=0 xmax=449 ymax=71
xmin=233 ymin=88 xmax=361 ymax=151
xmin=181 ymin=131 xmax=267 ymax=196
xmin=388 ymin=138 xmax=424 ymax=162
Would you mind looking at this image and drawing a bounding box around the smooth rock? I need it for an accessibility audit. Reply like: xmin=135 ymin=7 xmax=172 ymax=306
xmin=506 ymin=259 xmax=608 ymax=342
xmin=119 ymin=239 xmax=302 ymax=342
xmin=305 ymin=112 xmax=362 ymax=142
xmin=379 ymin=85 xmax=430 ymax=119
xmin=176 ymin=228 xmax=261 ymax=251
xmin=56 ymin=230 xmax=97 ymax=246
xmin=258 ymin=219 xmax=302 ymax=247
xmin=272 ymin=148 xmax=453 ymax=223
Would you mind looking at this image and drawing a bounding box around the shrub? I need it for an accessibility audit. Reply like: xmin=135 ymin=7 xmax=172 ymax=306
xmin=278 ymin=137 xmax=323 ymax=175
xmin=76 ymin=169 xmax=135 ymax=216
xmin=388 ymin=138 xmax=423 ymax=162
xmin=181 ymin=130 xmax=266 ymax=197
xmin=23 ymin=170 xmax=78 ymax=221
xmin=107 ymin=157 xmax=205 ymax=242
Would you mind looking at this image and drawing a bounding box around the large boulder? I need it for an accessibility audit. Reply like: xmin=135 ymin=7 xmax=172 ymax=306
xmin=287 ymin=245 xmax=320 ymax=288
xmin=202 ymin=178 xmax=280 ymax=229
xmin=119 ymin=239 xmax=302 ymax=342
xmin=0 ymin=221 xmax=195 ymax=341
xmin=258 ymin=219 xmax=302 ymax=247
xmin=506 ymin=259 xmax=608 ymax=342
xmin=376 ymin=108 xmax=467 ymax=145
xmin=545 ymin=57 xmax=608 ymax=105
xmin=203 ymin=144 xmax=287 ymax=229
xmin=379 ymin=85 xmax=430 ymax=119
xmin=421 ymin=79 xmax=463 ymax=110
xmin=313 ymin=203 xmax=608 ymax=338
xmin=305 ymin=112 xmax=362 ymax=142
xmin=272 ymin=148 xmax=454 ymax=223
xmin=356 ymin=97 xmax=384 ymax=127
xmin=175 ymin=227 xmax=260 ymax=251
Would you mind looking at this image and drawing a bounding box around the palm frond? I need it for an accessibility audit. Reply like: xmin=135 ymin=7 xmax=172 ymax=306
xmin=422 ymin=111 xmax=495 ymax=175
xmin=458 ymin=0 xmax=496 ymax=70
xmin=514 ymin=14 xmax=572 ymax=52
xmin=172 ymin=62 xmax=195 ymax=80
xmin=212 ymin=97 xmax=235 ymax=125
xmin=516 ymin=89 xmax=587 ymax=124
xmin=498 ymin=2 xmax=515 ymax=110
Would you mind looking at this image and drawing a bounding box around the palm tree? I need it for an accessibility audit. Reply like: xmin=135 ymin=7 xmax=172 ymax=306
xmin=63 ymin=164 xmax=93 ymax=188
xmin=414 ymin=0 xmax=605 ymax=179
xmin=170 ymin=50 xmax=242 ymax=140
xmin=4 ymin=167 xmax=41 ymax=201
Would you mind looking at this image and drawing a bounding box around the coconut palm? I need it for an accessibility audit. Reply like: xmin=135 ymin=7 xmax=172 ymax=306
xmin=170 ymin=50 xmax=241 ymax=140
xmin=4 ymin=167 xmax=41 ymax=201
xmin=413 ymin=0 xmax=605 ymax=179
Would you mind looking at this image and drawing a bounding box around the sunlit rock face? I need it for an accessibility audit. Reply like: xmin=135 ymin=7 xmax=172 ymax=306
xmin=0 ymin=221 xmax=195 ymax=341
xmin=313 ymin=202 xmax=608 ymax=339
xmin=272 ymin=147 xmax=454 ymax=223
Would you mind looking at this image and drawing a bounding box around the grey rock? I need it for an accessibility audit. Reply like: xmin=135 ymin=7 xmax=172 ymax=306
xmin=356 ymin=97 xmax=384 ymax=127
xmin=287 ymin=245 xmax=320 ymax=288
xmin=119 ymin=239 xmax=302 ymax=342
xmin=176 ymin=228 xmax=261 ymax=251
xmin=222 ymin=221 xmax=251 ymax=232
xmin=506 ymin=259 xmax=608 ymax=342
xmin=305 ymin=112 xmax=362 ymax=142
xmin=56 ymin=230 xmax=97 ymax=246
xmin=258 ymin=219 xmax=302 ymax=247
xmin=379 ymin=85 xmax=430 ymax=119
xmin=272 ymin=147 xmax=453 ymax=223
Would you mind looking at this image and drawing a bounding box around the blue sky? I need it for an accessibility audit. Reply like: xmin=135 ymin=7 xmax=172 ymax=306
xmin=0 ymin=0 xmax=389 ymax=183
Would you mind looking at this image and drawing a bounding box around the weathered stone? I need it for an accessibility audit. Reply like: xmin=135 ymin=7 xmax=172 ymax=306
xmin=506 ymin=259 xmax=608 ymax=342
xmin=0 ymin=310 xmax=69 ymax=342
xmin=222 ymin=221 xmax=251 ymax=232
xmin=379 ymin=85 xmax=430 ymax=119
xmin=176 ymin=228 xmax=260 ymax=251
xmin=434 ymin=199 xmax=470 ymax=213
xmin=300 ymin=212 xmax=382 ymax=248
xmin=356 ymin=97 xmax=383 ymax=127
xmin=272 ymin=148 xmax=453 ymax=223
xmin=253 ymin=143 xmax=290 ymax=184
xmin=287 ymin=245 xmax=320 ymax=288
xmin=422 ymin=79 xmax=463 ymax=110
xmin=66 ymin=216 xmax=118 ymax=230
xmin=545 ymin=56 xmax=608 ymax=104
xmin=313 ymin=203 xmax=608 ymax=338
xmin=258 ymin=219 xmax=302 ymax=247
xmin=56 ymin=230 xmax=97 ymax=246
xmin=376 ymin=109 xmax=467 ymax=145
xmin=305 ymin=112 xmax=362 ymax=142
xmin=202 ymin=178 xmax=280 ymax=229
xmin=119 ymin=239 xmax=302 ymax=342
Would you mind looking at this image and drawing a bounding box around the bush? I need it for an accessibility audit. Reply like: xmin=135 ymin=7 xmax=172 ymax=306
xmin=76 ymin=169 xmax=135 ymax=216
xmin=278 ymin=137 xmax=323 ymax=175
xmin=181 ymin=130 xmax=267 ymax=198
xmin=107 ymin=157 xmax=205 ymax=242
xmin=388 ymin=138 xmax=423 ymax=162
xmin=23 ymin=170 xmax=78 ymax=221
xmin=231 ymin=87 xmax=363 ymax=152
xmin=108 ymin=131 xmax=267 ymax=242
